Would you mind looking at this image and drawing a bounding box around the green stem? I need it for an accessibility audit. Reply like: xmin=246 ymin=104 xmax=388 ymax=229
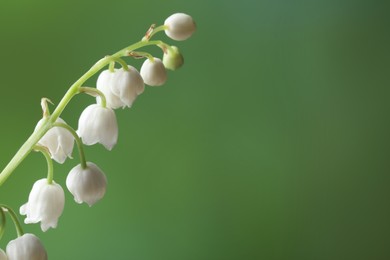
xmin=79 ymin=87 xmax=107 ymax=108
xmin=0 ymin=207 xmax=5 ymax=240
xmin=0 ymin=205 xmax=24 ymax=237
xmin=149 ymin=25 xmax=168 ymax=39
xmin=0 ymin=119 xmax=51 ymax=186
xmin=127 ymin=51 xmax=154 ymax=61
xmin=109 ymin=61 xmax=115 ymax=72
xmin=54 ymin=122 xmax=87 ymax=169
xmin=33 ymin=145 xmax=54 ymax=184
xmin=111 ymin=57 xmax=128 ymax=70
xmin=0 ymin=39 xmax=167 ymax=186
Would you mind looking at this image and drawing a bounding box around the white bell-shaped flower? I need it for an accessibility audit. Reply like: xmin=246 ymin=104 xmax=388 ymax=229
xmin=77 ymin=104 xmax=118 ymax=150
xmin=111 ymin=66 xmax=145 ymax=105
xmin=20 ymin=179 xmax=65 ymax=232
xmin=0 ymin=249 xmax=6 ymax=260
xmin=6 ymin=233 xmax=47 ymax=260
xmin=140 ymin=58 xmax=167 ymax=86
xmin=96 ymin=70 xmax=122 ymax=109
xmin=97 ymin=66 xmax=144 ymax=109
xmin=35 ymin=118 xmax=74 ymax=164
xmin=66 ymin=162 xmax=107 ymax=207
xmin=164 ymin=13 xmax=196 ymax=41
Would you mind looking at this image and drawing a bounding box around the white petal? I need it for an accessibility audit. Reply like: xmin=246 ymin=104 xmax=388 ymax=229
xmin=6 ymin=233 xmax=47 ymax=260
xmin=164 ymin=13 xmax=196 ymax=41
xmin=20 ymin=179 xmax=65 ymax=232
xmin=19 ymin=203 xmax=27 ymax=215
xmin=66 ymin=162 xmax=107 ymax=207
xmin=78 ymin=104 xmax=118 ymax=150
xmin=97 ymin=108 xmax=118 ymax=150
xmin=0 ymin=248 xmax=7 ymax=260
xmin=36 ymin=118 xmax=74 ymax=164
xmin=110 ymin=66 xmax=144 ymax=107
xmin=97 ymin=69 xmax=123 ymax=109
xmin=137 ymin=83 xmax=145 ymax=95
xmin=140 ymin=58 xmax=167 ymax=86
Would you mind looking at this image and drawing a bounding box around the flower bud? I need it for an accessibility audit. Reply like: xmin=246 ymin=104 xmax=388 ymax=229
xmin=77 ymin=104 xmax=118 ymax=150
xmin=140 ymin=58 xmax=167 ymax=86
xmin=66 ymin=162 xmax=107 ymax=207
xmin=164 ymin=13 xmax=196 ymax=41
xmin=97 ymin=66 xmax=144 ymax=109
xmin=6 ymin=233 xmax=47 ymax=260
xmin=20 ymin=179 xmax=65 ymax=232
xmin=0 ymin=249 xmax=6 ymax=260
xmin=163 ymin=46 xmax=184 ymax=71
xmin=35 ymin=118 xmax=74 ymax=164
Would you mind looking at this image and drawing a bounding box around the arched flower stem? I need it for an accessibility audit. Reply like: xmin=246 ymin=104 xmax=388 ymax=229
xmin=107 ymin=56 xmax=128 ymax=71
xmin=126 ymin=51 xmax=154 ymax=61
xmin=0 ymin=207 xmax=5 ymax=240
xmin=109 ymin=61 xmax=115 ymax=72
xmin=53 ymin=123 xmax=87 ymax=169
xmin=148 ymin=25 xmax=168 ymax=39
xmin=0 ymin=204 xmax=24 ymax=237
xmin=33 ymin=145 xmax=54 ymax=184
xmin=79 ymin=87 xmax=107 ymax=108
xmin=0 ymin=37 xmax=169 ymax=186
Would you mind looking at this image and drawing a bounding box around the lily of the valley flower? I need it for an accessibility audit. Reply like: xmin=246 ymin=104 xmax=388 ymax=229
xmin=66 ymin=162 xmax=107 ymax=207
xmin=35 ymin=118 xmax=74 ymax=164
xmin=6 ymin=233 xmax=47 ymax=260
xmin=0 ymin=249 xmax=6 ymax=260
xmin=77 ymin=104 xmax=118 ymax=150
xmin=20 ymin=179 xmax=65 ymax=232
xmin=140 ymin=58 xmax=167 ymax=86
xmin=97 ymin=66 xmax=144 ymax=109
xmin=164 ymin=13 xmax=196 ymax=41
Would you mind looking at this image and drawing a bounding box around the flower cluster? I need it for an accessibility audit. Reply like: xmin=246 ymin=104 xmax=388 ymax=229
xmin=0 ymin=12 xmax=195 ymax=259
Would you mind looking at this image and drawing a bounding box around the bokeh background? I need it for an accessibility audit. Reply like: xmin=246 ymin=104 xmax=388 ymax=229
xmin=0 ymin=0 xmax=389 ymax=259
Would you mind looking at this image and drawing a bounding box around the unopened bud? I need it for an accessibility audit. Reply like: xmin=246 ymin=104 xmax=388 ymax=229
xmin=140 ymin=58 xmax=167 ymax=86
xmin=163 ymin=46 xmax=184 ymax=71
xmin=164 ymin=13 xmax=196 ymax=41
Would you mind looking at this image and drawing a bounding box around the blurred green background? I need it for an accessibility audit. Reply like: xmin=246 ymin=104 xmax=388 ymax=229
xmin=0 ymin=0 xmax=389 ymax=259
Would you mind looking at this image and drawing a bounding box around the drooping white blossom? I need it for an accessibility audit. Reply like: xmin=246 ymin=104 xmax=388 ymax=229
xmin=77 ymin=104 xmax=118 ymax=150
xmin=35 ymin=118 xmax=74 ymax=164
xmin=6 ymin=233 xmax=47 ymax=260
xmin=0 ymin=249 xmax=6 ymax=260
xmin=97 ymin=66 xmax=144 ymax=109
xmin=66 ymin=162 xmax=107 ymax=207
xmin=164 ymin=13 xmax=196 ymax=41
xmin=140 ymin=58 xmax=167 ymax=86
xmin=111 ymin=66 xmax=145 ymax=105
xmin=96 ymin=70 xmax=122 ymax=109
xmin=20 ymin=179 xmax=65 ymax=232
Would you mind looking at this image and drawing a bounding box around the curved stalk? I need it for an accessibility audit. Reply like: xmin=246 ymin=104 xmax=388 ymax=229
xmin=0 ymin=38 xmax=168 ymax=186
xmin=33 ymin=145 xmax=54 ymax=184
xmin=0 ymin=119 xmax=51 ymax=186
xmin=54 ymin=122 xmax=87 ymax=169
xmin=79 ymin=87 xmax=107 ymax=108
xmin=0 ymin=205 xmax=24 ymax=237
xmin=0 ymin=207 xmax=5 ymax=240
xmin=149 ymin=25 xmax=168 ymax=39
